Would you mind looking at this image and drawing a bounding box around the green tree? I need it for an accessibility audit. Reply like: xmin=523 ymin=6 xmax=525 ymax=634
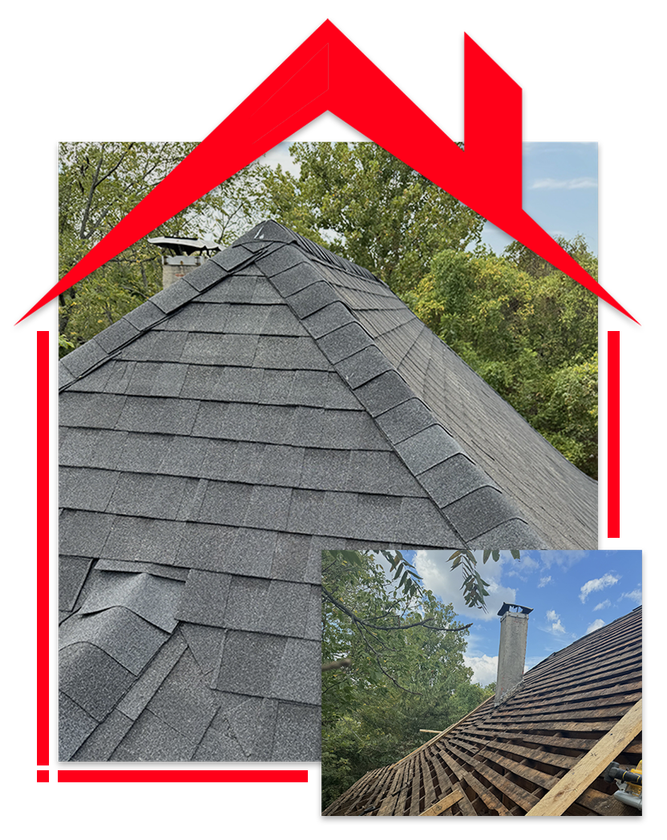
xmin=58 ymin=142 xmax=266 ymax=354
xmin=504 ymin=233 xmax=598 ymax=280
xmin=407 ymin=241 xmax=598 ymax=477
xmin=259 ymin=142 xmax=485 ymax=295
xmin=321 ymin=550 xmax=495 ymax=809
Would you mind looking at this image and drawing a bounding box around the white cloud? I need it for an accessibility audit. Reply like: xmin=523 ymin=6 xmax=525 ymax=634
xmin=593 ymin=600 xmax=611 ymax=611
xmin=538 ymin=576 xmax=552 ymax=588
xmin=538 ymin=551 xmax=586 ymax=570
xmin=504 ymin=553 xmax=540 ymax=583
xmin=464 ymin=654 xmax=498 ymax=687
xmin=546 ymin=609 xmax=566 ymax=634
xmin=519 ymin=556 xmax=539 ymax=571
xmin=580 ymin=573 xmax=620 ymax=603
xmin=621 ymin=588 xmax=642 ymax=604
xmin=529 ymin=177 xmax=597 ymax=190
xmin=413 ymin=550 xmax=517 ymax=621
xmin=586 ymin=618 xmax=606 ymax=635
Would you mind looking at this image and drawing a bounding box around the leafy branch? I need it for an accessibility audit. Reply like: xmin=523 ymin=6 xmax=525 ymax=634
xmin=322 ymin=585 xmax=471 ymax=633
xmin=322 ymin=550 xmax=475 ymax=697
xmin=449 ymin=549 xmax=520 ymax=611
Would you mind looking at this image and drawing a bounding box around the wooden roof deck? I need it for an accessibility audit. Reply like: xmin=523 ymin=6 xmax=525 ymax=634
xmin=324 ymin=606 xmax=642 ymax=816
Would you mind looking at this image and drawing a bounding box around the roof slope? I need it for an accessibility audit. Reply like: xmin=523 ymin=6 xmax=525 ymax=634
xmin=59 ymin=220 xmax=597 ymax=762
xmin=324 ymin=606 xmax=642 ymax=816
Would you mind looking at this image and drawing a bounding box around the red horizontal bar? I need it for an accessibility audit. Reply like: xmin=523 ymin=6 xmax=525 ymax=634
xmin=56 ymin=767 xmax=310 ymax=785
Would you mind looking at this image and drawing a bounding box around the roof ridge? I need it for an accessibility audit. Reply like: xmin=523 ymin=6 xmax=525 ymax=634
xmin=58 ymin=221 xmax=379 ymax=390
xmin=233 ymin=220 xmax=382 ymax=284
xmin=59 ymin=221 xmax=593 ymax=547
xmin=251 ymin=240 xmax=545 ymax=549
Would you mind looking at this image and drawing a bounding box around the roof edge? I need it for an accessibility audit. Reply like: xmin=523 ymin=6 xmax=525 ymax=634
xmin=58 ymin=242 xmax=267 ymax=391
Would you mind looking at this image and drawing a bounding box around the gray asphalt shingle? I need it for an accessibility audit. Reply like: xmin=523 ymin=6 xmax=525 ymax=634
xmin=59 ymin=220 xmax=596 ymax=763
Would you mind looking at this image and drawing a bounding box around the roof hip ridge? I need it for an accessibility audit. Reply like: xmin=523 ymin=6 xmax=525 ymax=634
xmin=251 ymin=241 xmax=546 ymax=550
xmin=233 ymin=220 xmax=382 ymax=284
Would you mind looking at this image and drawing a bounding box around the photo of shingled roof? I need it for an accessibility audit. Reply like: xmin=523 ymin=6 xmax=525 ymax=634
xmin=59 ymin=220 xmax=597 ymax=762
xmin=324 ymin=606 xmax=642 ymax=816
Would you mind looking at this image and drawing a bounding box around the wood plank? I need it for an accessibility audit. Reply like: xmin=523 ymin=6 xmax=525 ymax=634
xmin=419 ymin=788 xmax=463 ymax=816
xmin=428 ymin=749 xmax=456 ymax=796
xmin=454 ymin=783 xmax=477 ymax=816
xmin=381 ymin=759 xmax=415 ymax=816
xmin=434 ymin=747 xmax=511 ymax=816
xmin=446 ymin=742 xmax=541 ymax=812
xmin=391 ymin=696 xmax=493 ymax=768
xmin=470 ymin=758 xmax=540 ymax=812
xmin=475 ymin=746 xmax=562 ymax=792
xmin=526 ymin=699 xmax=642 ymax=816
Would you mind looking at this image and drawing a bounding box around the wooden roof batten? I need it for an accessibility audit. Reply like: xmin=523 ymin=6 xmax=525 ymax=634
xmin=323 ymin=607 xmax=642 ymax=817
xmin=525 ymin=699 xmax=642 ymax=816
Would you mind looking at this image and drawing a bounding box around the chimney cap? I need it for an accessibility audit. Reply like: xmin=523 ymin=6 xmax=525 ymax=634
xmin=147 ymin=236 xmax=222 ymax=256
xmin=497 ymin=602 xmax=533 ymax=617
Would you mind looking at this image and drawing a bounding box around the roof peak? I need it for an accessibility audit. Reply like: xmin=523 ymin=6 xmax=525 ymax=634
xmin=59 ymin=220 xmax=595 ymax=549
xmin=234 ymin=220 xmax=382 ymax=284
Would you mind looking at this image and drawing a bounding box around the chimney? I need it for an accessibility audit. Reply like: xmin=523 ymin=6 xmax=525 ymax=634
xmin=494 ymin=603 xmax=532 ymax=705
xmin=147 ymin=237 xmax=222 ymax=289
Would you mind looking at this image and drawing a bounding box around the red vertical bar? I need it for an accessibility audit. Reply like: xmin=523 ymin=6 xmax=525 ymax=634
xmin=36 ymin=331 xmax=50 ymax=766
xmin=607 ymin=331 xmax=620 ymax=538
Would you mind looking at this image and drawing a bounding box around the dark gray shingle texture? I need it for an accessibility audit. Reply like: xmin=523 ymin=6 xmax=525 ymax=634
xmin=59 ymin=220 xmax=597 ymax=762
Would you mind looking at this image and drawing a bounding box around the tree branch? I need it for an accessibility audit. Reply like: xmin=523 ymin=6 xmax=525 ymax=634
xmin=322 ymin=658 xmax=352 ymax=672
xmin=322 ymin=586 xmax=471 ymax=633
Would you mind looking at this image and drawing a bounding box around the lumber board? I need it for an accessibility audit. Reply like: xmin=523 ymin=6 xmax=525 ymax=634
xmin=377 ymin=764 xmax=410 ymax=816
xmin=526 ymin=699 xmax=642 ymax=816
xmin=433 ymin=745 xmax=510 ymax=815
xmin=391 ymin=696 xmax=493 ymax=768
xmin=483 ymin=738 xmax=578 ymax=770
xmin=419 ymin=788 xmax=463 ymax=816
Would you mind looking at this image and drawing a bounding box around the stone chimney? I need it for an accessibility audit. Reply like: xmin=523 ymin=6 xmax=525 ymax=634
xmin=494 ymin=603 xmax=532 ymax=705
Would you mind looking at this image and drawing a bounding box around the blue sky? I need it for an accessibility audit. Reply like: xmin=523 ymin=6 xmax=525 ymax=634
xmin=402 ymin=549 xmax=641 ymax=686
xmin=262 ymin=141 xmax=598 ymax=256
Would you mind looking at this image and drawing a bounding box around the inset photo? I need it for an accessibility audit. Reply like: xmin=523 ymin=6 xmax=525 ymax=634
xmin=322 ymin=548 xmax=642 ymax=816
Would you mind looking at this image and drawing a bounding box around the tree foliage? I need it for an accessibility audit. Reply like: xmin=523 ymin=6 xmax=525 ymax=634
xmin=321 ymin=549 xmax=494 ymax=809
xmin=259 ymin=142 xmax=485 ymax=295
xmin=58 ymin=141 xmax=598 ymax=478
xmin=407 ymin=238 xmax=599 ymax=477
xmin=450 ymin=548 xmax=521 ymax=610
xmin=58 ymin=142 xmax=266 ymax=355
